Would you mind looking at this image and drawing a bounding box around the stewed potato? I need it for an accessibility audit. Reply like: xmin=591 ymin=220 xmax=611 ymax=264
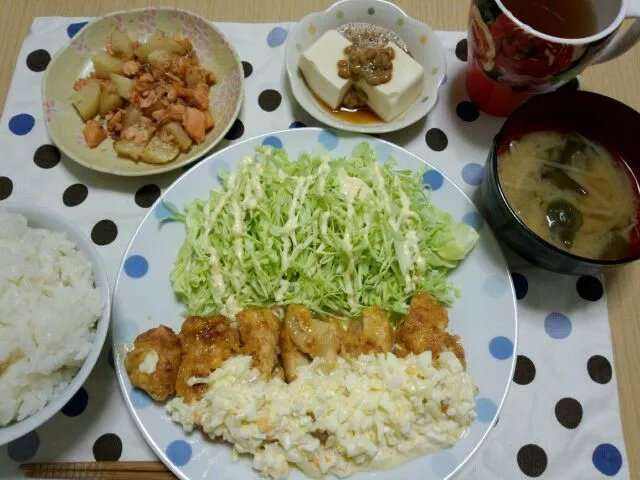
xmin=99 ymin=89 xmax=123 ymax=116
xmin=141 ymin=134 xmax=180 ymax=164
xmin=70 ymin=82 xmax=102 ymax=121
xmin=109 ymin=73 xmax=135 ymax=100
xmin=71 ymin=28 xmax=216 ymax=160
xmin=92 ymin=51 xmax=122 ymax=78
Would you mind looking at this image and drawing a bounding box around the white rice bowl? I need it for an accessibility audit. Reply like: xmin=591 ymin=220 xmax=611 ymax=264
xmin=0 ymin=205 xmax=110 ymax=445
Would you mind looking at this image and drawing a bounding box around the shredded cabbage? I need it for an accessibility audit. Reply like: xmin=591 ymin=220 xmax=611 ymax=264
xmin=169 ymin=143 xmax=479 ymax=318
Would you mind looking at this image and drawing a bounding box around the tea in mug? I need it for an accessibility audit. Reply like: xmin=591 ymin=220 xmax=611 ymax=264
xmin=501 ymin=0 xmax=598 ymax=39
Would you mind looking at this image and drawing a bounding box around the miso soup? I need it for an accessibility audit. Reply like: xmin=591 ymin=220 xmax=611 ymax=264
xmin=497 ymin=131 xmax=638 ymax=260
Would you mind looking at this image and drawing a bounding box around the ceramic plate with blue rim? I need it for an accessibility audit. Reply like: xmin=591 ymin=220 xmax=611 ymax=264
xmin=112 ymin=128 xmax=517 ymax=480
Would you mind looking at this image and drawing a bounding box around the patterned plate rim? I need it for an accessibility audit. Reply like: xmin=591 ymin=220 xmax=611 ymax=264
xmin=112 ymin=127 xmax=519 ymax=480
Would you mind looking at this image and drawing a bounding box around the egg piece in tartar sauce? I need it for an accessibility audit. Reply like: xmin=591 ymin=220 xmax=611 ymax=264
xmin=167 ymin=351 xmax=477 ymax=479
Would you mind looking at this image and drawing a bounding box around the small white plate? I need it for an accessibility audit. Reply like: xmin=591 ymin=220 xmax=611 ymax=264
xmin=285 ymin=0 xmax=446 ymax=134
xmin=0 ymin=203 xmax=111 ymax=446
xmin=112 ymin=128 xmax=517 ymax=480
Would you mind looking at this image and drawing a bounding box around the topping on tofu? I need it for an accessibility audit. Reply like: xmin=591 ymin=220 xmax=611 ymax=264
xmin=298 ymin=27 xmax=424 ymax=122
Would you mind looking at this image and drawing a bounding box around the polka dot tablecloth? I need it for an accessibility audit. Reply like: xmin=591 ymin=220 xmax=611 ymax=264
xmin=0 ymin=17 xmax=629 ymax=480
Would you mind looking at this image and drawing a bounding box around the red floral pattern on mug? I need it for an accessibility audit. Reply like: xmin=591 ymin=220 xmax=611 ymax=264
xmin=469 ymin=5 xmax=496 ymax=71
xmin=466 ymin=0 xmax=612 ymax=95
xmin=490 ymin=13 xmax=576 ymax=78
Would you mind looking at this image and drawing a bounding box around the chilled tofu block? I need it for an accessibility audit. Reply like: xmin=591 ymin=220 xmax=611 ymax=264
xmin=299 ymin=30 xmax=353 ymax=109
xmin=358 ymin=43 xmax=424 ymax=122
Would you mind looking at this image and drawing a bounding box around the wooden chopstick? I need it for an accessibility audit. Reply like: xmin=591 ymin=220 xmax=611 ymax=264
xmin=21 ymin=461 xmax=177 ymax=479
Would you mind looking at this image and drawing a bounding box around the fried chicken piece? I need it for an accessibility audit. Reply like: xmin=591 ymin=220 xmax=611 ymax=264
xmin=237 ymin=309 xmax=280 ymax=378
xmin=394 ymin=292 xmax=465 ymax=366
xmin=340 ymin=307 xmax=393 ymax=357
xmin=280 ymin=305 xmax=340 ymax=382
xmin=176 ymin=316 xmax=240 ymax=403
xmin=125 ymin=325 xmax=182 ymax=402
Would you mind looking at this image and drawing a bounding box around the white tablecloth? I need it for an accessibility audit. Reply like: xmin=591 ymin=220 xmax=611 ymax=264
xmin=0 ymin=17 xmax=629 ymax=479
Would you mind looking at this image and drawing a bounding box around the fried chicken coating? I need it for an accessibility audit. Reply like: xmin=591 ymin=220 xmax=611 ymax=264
xmin=176 ymin=316 xmax=240 ymax=403
xmin=280 ymin=304 xmax=340 ymax=382
xmin=340 ymin=307 xmax=393 ymax=357
xmin=237 ymin=309 xmax=280 ymax=378
xmin=394 ymin=292 xmax=465 ymax=366
xmin=125 ymin=325 xmax=182 ymax=401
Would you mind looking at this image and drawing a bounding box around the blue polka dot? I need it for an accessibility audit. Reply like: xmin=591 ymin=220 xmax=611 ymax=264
xmin=154 ymin=201 xmax=177 ymax=221
xmin=130 ymin=388 xmax=153 ymax=409
xmin=461 ymin=163 xmax=484 ymax=186
xmin=289 ymin=121 xmax=306 ymax=128
xmin=8 ymin=114 xmax=35 ymax=135
xmin=124 ymin=255 xmax=148 ymax=279
xmin=8 ymin=431 xmax=40 ymax=462
xmin=67 ymin=21 xmax=88 ymax=38
xmin=544 ymin=312 xmax=572 ymax=339
xmin=422 ymin=169 xmax=444 ymax=190
xmin=476 ymin=397 xmax=498 ymax=423
xmin=431 ymin=450 xmax=457 ymax=477
xmin=113 ymin=317 xmax=139 ymax=343
xmin=266 ymin=26 xmax=288 ymax=47
xmin=461 ymin=211 xmax=484 ymax=232
xmin=511 ymin=272 xmax=528 ymax=300
xmin=489 ymin=336 xmax=513 ymax=360
xmin=166 ymin=440 xmax=192 ymax=467
xmin=318 ymin=130 xmax=339 ymax=151
xmin=593 ymin=444 xmax=623 ymax=476
xmin=483 ymin=274 xmax=508 ymax=297
xmin=62 ymin=387 xmax=88 ymax=417
xmin=262 ymin=136 xmax=283 ymax=149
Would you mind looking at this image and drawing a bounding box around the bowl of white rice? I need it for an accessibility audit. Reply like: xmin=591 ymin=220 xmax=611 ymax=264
xmin=0 ymin=203 xmax=110 ymax=446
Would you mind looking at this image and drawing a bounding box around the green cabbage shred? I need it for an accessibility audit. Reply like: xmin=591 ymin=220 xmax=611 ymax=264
xmin=169 ymin=142 xmax=479 ymax=318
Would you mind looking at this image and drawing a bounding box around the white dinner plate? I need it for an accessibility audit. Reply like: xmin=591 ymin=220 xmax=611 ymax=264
xmin=112 ymin=127 xmax=517 ymax=480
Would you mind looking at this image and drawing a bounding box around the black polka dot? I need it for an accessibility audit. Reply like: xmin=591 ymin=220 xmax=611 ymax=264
xmin=91 ymin=220 xmax=118 ymax=246
xmin=224 ymin=118 xmax=244 ymax=140
xmin=63 ymin=183 xmax=88 ymax=207
xmin=258 ymin=89 xmax=282 ymax=112
xmin=513 ymin=355 xmax=536 ymax=385
xmin=0 ymin=176 xmax=13 ymax=200
xmin=555 ymin=397 xmax=583 ymax=429
xmin=588 ymin=354 xmax=612 ymax=384
xmin=456 ymin=101 xmax=480 ymax=122
xmin=558 ymin=78 xmax=580 ymax=92
xmin=455 ymin=39 xmax=468 ymax=61
xmin=108 ymin=347 xmax=115 ymax=369
xmin=425 ymin=128 xmax=448 ymax=152
xmin=93 ymin=433 xmax=122 ymax=461
xmin=62 ymin=387 xmax=89 ymax=417
xmin=577 ymin=275 xmax=603 ymax=301
xmin=34 ymin=144 xmax=61 ymax=169
xmin=517 ymin=444 xmax=548 ymax=477
xmin=135 ymin=184 xmax=161 ymax=208
xmin=26 ymin=49 xmax=51 ymax=72
xmin=242 ymin=61 xmax=253 ymax=78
